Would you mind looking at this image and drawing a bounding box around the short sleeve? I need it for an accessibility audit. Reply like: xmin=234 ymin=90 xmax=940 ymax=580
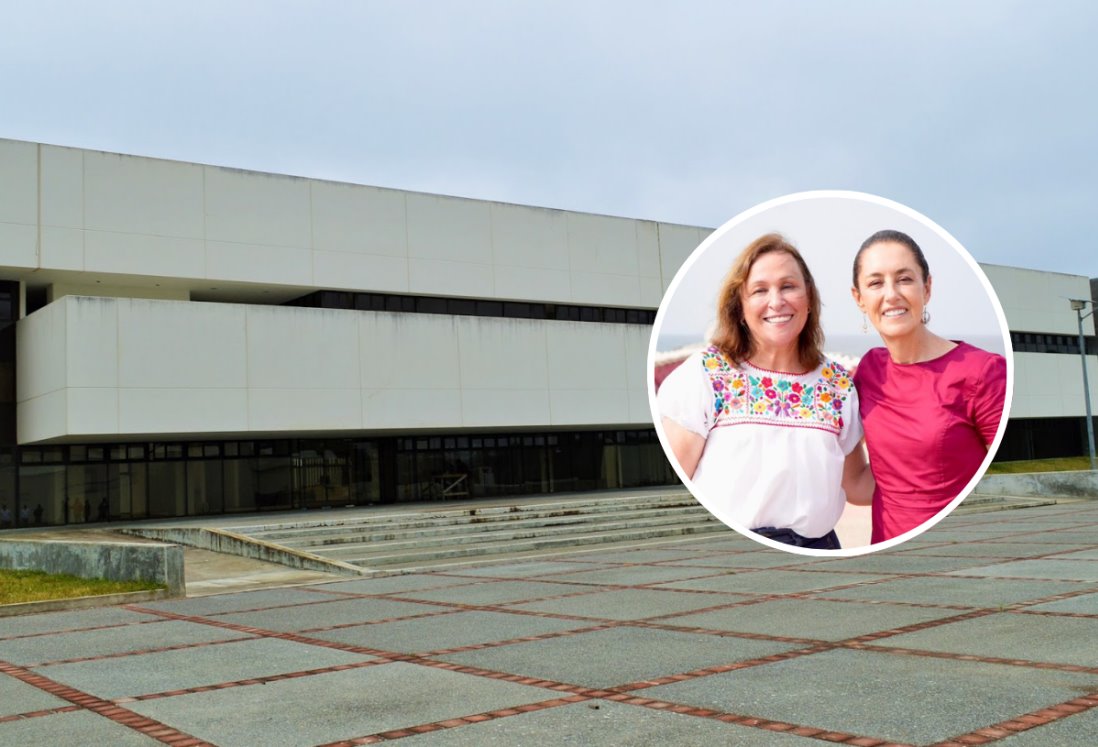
xmin=838 ymin=375 xmax=864 ymax=455
xmin=656 ymin=354 xmax=714 ymax=438
xmin=971 ymin=353 xmax=1007 ymax=446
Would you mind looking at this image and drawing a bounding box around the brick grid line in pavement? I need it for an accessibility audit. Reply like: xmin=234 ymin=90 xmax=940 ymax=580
xmin=0 ymin=660 xmax=213 ymax=745
xmin=2 ymin=502 xmax=1098 ymax=746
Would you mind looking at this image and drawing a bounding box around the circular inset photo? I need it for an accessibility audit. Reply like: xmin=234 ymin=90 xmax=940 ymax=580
xmin=649 ymin=191 xmax=1013 ymax=557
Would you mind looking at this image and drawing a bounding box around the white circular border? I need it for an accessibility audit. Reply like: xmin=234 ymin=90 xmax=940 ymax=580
xmin=646 ymin=190 xmax=1015 ymax=558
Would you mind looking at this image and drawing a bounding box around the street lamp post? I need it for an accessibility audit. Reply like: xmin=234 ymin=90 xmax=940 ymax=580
xmin=1070 ymin=299 xmax=1097 ymax=470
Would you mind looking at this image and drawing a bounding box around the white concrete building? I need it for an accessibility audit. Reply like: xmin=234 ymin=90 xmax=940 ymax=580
xmin=0 ymin=138 xmax=706 ymax=526
xmin=0 ymin=138 xmax=1094 ymax=526
xmin=982 ymin=265 xmax=1098 ymax=461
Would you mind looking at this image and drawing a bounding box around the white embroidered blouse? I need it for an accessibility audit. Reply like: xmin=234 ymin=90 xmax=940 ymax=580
xmin=657 ymin=346 xmax=863 ymax=538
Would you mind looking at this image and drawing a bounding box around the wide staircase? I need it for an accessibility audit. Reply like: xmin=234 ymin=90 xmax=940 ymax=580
xmin=228 ymin=491 xmax=721 ymax=572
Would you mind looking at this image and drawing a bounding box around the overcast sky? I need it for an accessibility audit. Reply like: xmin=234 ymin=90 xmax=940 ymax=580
xmin=4 ymin=2 xmax=1096 ymax=280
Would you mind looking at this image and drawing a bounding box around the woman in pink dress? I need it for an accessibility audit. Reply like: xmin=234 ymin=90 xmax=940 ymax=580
xmin=850 ymin=230 xmax=1007 ymax=543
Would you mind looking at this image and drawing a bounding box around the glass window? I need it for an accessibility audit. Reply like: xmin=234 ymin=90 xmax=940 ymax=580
xmin=417 ymin=297 xmax=448 ymax=314
xmin=19 ymin=464 xmax=66 ymax=525
xmin=476 ymin=300 xmax=502 ymax=316
xmin=450 ymin=299 xmax=475 ymax=316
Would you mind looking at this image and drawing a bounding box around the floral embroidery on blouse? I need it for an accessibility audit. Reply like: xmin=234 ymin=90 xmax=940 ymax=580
xmin=700 ymin=346 xmax=852 ymax=434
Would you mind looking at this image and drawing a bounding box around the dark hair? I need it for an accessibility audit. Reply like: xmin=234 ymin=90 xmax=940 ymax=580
xmin=852 ymin=229 xmax=930 ymax=288
xmin=711 ymin=233 xmax=823 ymax=371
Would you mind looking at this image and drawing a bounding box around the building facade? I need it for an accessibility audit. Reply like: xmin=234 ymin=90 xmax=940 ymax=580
xmin=0 ymin=138 xmax=705 ymax=527
xmin=983 ymin=265 xmax=1098 ymax=461
xmin=0 ymin=139 xmax=1095 ymax=527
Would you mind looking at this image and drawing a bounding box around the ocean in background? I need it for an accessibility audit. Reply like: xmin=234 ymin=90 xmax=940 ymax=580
xmin=656 ymin=332 xmax=1008 ymax=358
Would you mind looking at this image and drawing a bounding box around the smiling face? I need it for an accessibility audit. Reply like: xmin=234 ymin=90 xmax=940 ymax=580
xmin=852 ymin=240 xmax=932 ymax=340
xmin=740 ymin=251 xmax=810 ymax=359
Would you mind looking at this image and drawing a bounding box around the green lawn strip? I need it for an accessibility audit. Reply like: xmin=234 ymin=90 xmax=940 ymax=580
xmin=0 ymin=569 xmax=164 ymax=605
xmin=986 ymin=456 xmax=1094 ymax=474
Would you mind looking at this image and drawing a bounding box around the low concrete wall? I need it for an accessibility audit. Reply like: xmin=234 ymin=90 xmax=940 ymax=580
xmin=120 ymin=526 xmax=364 ymax=577
xmin=0 ymin=539 xmax=185 ymax=596
xmin=974 ymin=471 xmax=1098 ymax=499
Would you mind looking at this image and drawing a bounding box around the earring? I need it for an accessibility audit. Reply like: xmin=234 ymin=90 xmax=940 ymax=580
xmin=861 ymin=313 xmax=867 ymax=334
xmin=921 ymin=308 xmax=930 ymax=324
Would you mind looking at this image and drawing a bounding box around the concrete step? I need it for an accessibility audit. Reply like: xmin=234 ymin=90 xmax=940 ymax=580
xmin=149 ymin=491 xmax=723 ymax=576
xmin=257 ymin=504 xmax=712 ymax=549
xmin=308 ymin=512 xmax=718 ymax=560
xmin=344 ymin=521 xmax=723 ymax=568
xmin=234 ymin=493 xmax=700 ymax=540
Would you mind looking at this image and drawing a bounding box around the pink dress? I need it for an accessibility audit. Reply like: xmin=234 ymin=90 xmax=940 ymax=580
xmin=854 ymin=342 xmax=1007 ymax=543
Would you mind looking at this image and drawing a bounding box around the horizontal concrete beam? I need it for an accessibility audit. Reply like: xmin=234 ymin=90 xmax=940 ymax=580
xmin=0 ymin=539 xmax=185 ymax=596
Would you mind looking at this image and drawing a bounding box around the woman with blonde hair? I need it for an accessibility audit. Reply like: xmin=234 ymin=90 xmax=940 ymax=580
xmin=658 ymin=233 xmax=870 ymax=550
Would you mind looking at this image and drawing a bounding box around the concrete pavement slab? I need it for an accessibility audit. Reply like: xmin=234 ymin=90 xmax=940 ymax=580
xmin=898 ymin=541 xmax=1086 ymax=558
xmin=0 ymin=619 xmax=254 ymax=666
xmin=0 ymin=673 xmax=70 ymax=717
xmin=654 ymin=551 xmax=808 ymax=569
xmin=385 ymin=580 xmax=593 ymax=606
xmin=398 ymin=699 xmax=809 ymax=746
xmin=309 ymin=610 xmax=592 ymax=654
xmin=877 ymin=611 xmax=1098 ymax=667
xmin=1049 ymin=547 xmax=1098 ymax=560
xmin=1027 ymin=592 xmax=1098 ymax=614
xmin=435 ymin=626 xmax=801 ymax=690
xmin=308 ymin=574 xmax=491 ymax=595
xmin=504 ymin=588 xmax=741 ymax=621
xmin=947 ymin=558 xmax=1098 ymax=582
xmin=126 ymin=661 xmax=556 ymax=747
xmin=666 ymin=598 xmax=954 ymax=640
xmin=551 ymin=547 xmax=738 ymax=564
xmin=444 ymin=560 xmax=614 ymax=578
xmin=0 ymin=709 xmax=162 ymax=746
xmin=808 ymin=552 xmax=1005 ymax=573
xmin=138 ymin=587 xmax=343 ymax=616
xmin=642 ymin=648 xmax=1098 ymax=745
xmin=33 ymin=636 xmax=374 ymax=700
xmin=212 ymin=596 xmax=443 ymax=632
xmin=0 ymin=606 xmax=157 ymax=638
xmin=900 ymin=530 xmax=1035 ymax=543
xmin=809 ymin=575 xmax=1091 ymax=608
xmin=534 ymin=565 xmax=730 ymax=587
xmin=652 ymin=569 xmax=890 ymax=595
xmin=1007 ymin=531 xmax=1098 ymax=544
xmin=3 ymin=499 xmax=1097 ymax=745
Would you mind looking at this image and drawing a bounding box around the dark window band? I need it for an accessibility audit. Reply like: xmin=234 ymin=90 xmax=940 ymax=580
xmin=1010 ymin=331 xmax=1097 ymax=356
xmin=286 ymin=290 xmax=657 ymax=325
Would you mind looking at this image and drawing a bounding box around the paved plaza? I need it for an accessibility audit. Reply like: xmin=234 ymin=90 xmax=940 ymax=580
xmin=2 ymin=501 xmax=1098 ymax=746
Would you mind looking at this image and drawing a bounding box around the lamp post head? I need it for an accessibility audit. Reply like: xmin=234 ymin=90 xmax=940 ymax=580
xmin=1070 ymin=299 xmax=1088 ymax=312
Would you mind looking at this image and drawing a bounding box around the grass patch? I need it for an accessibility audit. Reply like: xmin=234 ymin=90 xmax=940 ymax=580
xmin=0 ymin=569 xmax=164 ymax=605
xmin=986 ymin=456 xmax=1095 ymax=474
